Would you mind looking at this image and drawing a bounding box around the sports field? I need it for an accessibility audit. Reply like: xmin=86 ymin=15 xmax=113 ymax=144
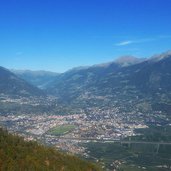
xmin=48 ymin=125 xmax=75 ymax=136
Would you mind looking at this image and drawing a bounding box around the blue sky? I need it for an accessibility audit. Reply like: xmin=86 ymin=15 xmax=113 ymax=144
xmin=0 ymin=0 xmax=171 ymax=72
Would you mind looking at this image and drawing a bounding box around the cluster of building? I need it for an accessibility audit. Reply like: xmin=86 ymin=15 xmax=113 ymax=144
xmin=0 ymin=93 xmax=169 ymax=157
xmin=1 ymin=104 xmax=167 ymax=156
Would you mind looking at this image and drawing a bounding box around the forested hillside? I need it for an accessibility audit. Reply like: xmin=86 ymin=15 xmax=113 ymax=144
xmin=0 ymin=128 xmax=100 ymax=171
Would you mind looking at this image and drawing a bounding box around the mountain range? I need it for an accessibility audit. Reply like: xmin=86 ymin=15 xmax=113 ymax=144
xmin=44 ymin=51 xmax=171 ymax=114
xmin=11 ymin=69 xmax=59 ymax=89
xmin=1 ymin=51 xmax=171 ymax=115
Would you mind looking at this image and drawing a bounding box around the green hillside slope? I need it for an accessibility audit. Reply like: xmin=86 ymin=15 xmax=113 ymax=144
xmin=0 ymin=128 xmax=100 ymax=171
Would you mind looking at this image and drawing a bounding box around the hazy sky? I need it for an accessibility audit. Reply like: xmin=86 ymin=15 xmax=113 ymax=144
xmin=1 ymin=0 xmax=171 ymax=72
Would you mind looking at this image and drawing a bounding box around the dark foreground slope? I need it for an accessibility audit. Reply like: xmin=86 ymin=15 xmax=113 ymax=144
xmin=0 ymin=128 xmax=100 ymax=171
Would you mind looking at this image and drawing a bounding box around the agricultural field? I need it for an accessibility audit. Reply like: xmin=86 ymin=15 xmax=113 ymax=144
xmin=82 ymin=126 xmax=171 ymax=171
xmin=48 ymin=125 xmax=75 ymax=136
xmin=83 ymin=142 xmax=171 ymax=171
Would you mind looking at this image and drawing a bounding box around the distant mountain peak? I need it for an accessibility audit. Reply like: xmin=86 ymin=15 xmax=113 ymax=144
xmin=114 ymin=55 xmax=145 ymax=67
xmin=11 ymin=69 xmax=59 ymax=76
xmin=66 ymin=66 xmax=90 ymax=73
xmin=150 ymin=50 xmax=171 ymax=62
